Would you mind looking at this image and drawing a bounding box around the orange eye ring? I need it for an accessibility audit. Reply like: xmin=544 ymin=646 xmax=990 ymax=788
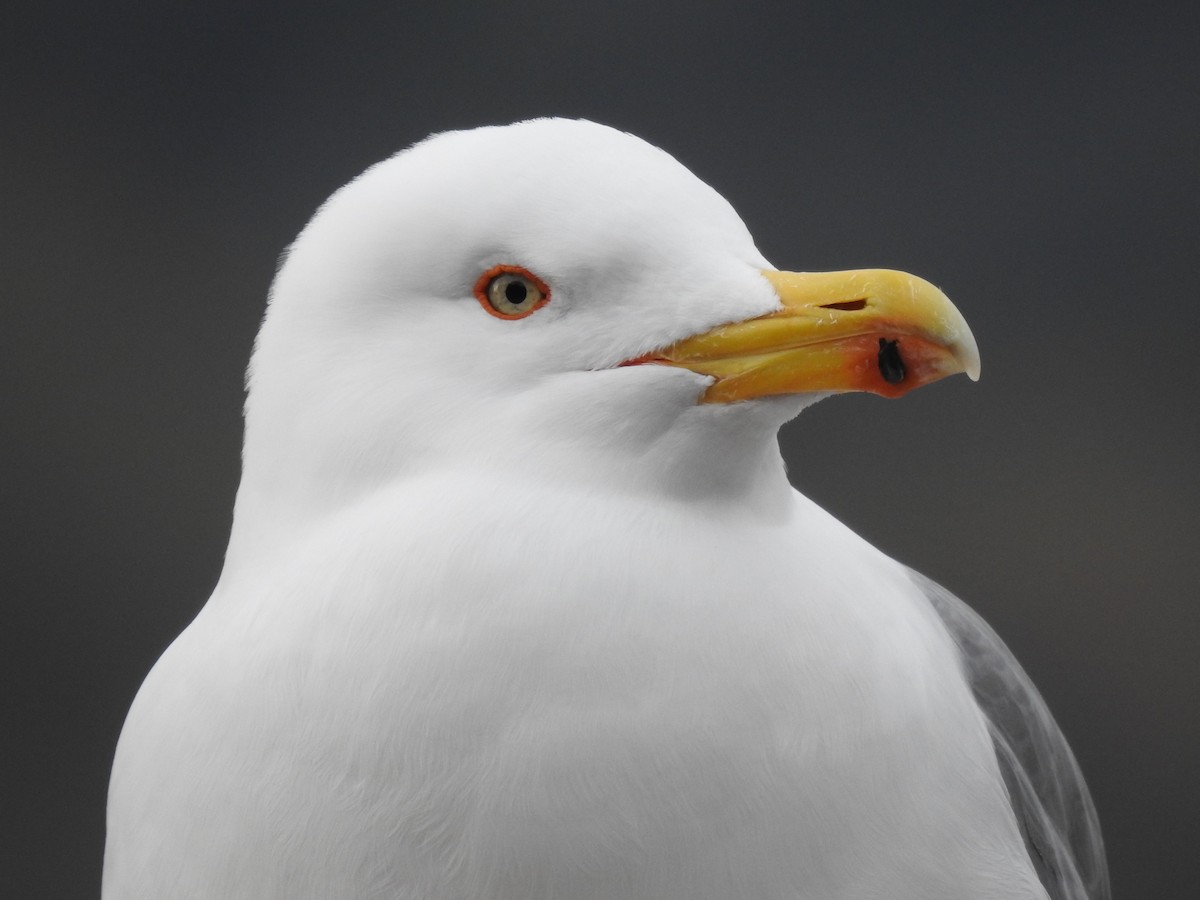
xmin=474 ymin=265 xmax=551 ymax=320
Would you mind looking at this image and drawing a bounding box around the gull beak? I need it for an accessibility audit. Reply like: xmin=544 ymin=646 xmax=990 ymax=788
xmin=636 ymin=269 xmax=980 ymax=403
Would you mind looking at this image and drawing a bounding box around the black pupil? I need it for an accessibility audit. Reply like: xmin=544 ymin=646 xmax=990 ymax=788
xmin=504 ymin=279 xmax=528 ymax=305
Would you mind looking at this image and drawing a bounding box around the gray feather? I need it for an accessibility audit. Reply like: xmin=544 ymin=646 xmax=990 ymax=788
xmin=909 ymin=570 xmax=1110 ymax=900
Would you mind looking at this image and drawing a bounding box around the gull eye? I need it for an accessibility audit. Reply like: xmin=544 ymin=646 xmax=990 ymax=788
xmin=475 ymin=265 xmax=550 ymax=319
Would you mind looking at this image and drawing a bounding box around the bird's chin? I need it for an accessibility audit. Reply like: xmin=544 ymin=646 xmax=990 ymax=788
xmin=700 ymin=390 xmax=828 ymax=431
xmin=628 ymin=364 xmax=827 ymax=429
xmin=761 ymin=391 xmax=832 ymax=420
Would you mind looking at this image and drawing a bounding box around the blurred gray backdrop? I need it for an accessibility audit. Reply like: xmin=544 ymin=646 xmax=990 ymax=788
xmin=4 ymin=2 xmax=1197 ymax=897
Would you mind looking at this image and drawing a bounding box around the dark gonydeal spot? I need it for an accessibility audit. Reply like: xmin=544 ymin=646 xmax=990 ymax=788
xmin=505 ymin=280 xmax=528 ymax=304
xmin=877 ymin=338 xmax=906 ymax=384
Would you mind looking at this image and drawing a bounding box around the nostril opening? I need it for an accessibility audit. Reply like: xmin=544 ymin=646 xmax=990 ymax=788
xmin=818 ymin=298 xmax=867 ymax=311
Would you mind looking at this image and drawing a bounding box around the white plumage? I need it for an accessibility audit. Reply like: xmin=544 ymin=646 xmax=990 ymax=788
xmin=104 ymin=118 xmax=1106 ymax=899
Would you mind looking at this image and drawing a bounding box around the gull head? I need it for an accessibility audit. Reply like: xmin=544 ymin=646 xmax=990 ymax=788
xmin=236 ymin=119 xmax=978 ymax=536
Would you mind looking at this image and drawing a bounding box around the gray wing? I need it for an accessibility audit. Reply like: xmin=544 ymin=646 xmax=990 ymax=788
xmin=908 ymin=569 xmax=1110 ymax=900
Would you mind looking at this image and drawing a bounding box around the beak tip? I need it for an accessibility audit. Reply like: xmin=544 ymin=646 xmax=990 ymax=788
xmin=943 ymin=303 xmax=981 ymax=382
xmin=963 ymin=351 xmax=981 ymax=382
xmin=956 ymin=336 xmax=982 ymax=382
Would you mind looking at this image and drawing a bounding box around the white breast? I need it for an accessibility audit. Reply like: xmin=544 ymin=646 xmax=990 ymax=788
xmin=104 ymin=470 xmax=1042 ymax=900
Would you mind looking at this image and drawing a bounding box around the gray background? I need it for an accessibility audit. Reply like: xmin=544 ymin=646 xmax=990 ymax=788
xmin=4 ymin=2 xmax=1197 ymax=897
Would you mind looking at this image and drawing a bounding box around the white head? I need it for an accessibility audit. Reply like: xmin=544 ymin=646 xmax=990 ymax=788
xmin=230 ymin=118 xmax=976 ymax=558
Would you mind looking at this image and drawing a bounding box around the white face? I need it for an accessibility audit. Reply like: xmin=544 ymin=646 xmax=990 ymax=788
xmin=240 ymin=119 xmax=790 ymax=513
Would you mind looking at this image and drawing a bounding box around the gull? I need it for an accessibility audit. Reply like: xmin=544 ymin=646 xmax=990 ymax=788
xmin=103 ymin=118 xmax=1107 ymax=900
